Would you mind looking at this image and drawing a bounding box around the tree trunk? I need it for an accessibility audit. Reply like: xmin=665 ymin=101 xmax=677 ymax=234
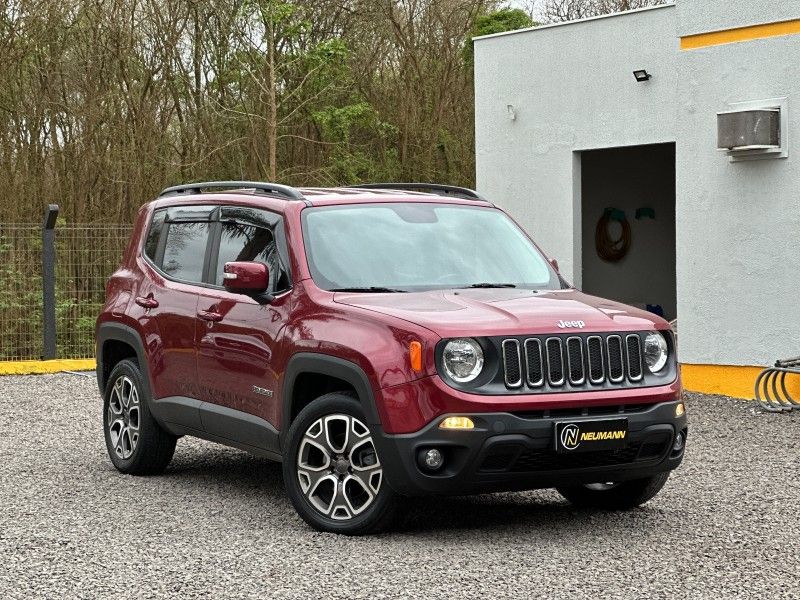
xmin=267 ymin=16 xmax=278 ymax=181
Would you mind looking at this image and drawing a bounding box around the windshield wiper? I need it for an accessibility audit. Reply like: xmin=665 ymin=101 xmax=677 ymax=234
xmin=330 ymin=286 xmax=407 ymax=293
xmin=460 ymin=283 xmax=517 ymax=289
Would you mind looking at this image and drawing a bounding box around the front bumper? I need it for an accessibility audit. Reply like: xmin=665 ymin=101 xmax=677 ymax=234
xmin=373 ymin=400 xmax=687 ymax=496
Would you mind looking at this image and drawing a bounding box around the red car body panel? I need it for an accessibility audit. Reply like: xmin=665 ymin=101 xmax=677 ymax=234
xmin=194 ymin=286 xmax=290 ymax=423
xmin=332 ymin=287 xmax=668 ymax=338
xmin=379 ymin=374 xmax=681 ymax=434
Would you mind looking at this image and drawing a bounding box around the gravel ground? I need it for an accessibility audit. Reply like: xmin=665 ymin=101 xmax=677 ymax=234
xmin=1 ymin=373 xmax=799 ymax=599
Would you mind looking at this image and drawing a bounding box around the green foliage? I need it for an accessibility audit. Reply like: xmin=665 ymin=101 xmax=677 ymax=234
xmin=312 ymin=103 xmax=401 ymax=183
xmin=0 ymin=232 xmax=43 ymax=360
xmin=313 ymin=103 xmax=383 ymax=142
xmin=463 ymin=8 xmax=536 ymax=65
xmin=474 ymin=7 xmax=536 ymax=36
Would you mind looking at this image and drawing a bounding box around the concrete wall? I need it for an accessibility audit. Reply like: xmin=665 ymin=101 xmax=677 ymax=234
xmin=581 ymin=144 xmax=676 ymax=320
xmin=474 ymin=5 xmax=677 ymax=288
xmin=474 ymin=0 xmax=800 ymax=366
xmin=677 ymin=0 xmax=799 ymax=36
xmin=675 ymin=0 xmax=800 ymax=365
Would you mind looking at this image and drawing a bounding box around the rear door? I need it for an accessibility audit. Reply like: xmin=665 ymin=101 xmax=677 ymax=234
xmin=136 ymin=205 xmax=216 ymax=401
xmin=194 ymin=206 xmax=292 ymax=448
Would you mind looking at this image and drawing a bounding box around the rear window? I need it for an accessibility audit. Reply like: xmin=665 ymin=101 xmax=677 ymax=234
xmin=161 ymin=222 xmax=210 ymax=282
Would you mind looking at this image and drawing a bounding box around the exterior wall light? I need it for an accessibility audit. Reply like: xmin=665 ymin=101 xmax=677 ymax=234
xmin=633 ymin=69 xmax=651 ymax=82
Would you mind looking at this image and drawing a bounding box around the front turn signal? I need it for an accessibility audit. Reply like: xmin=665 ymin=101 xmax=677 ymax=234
xmin=675 ymin=402 xmax=686 ymax=417
xmin=409 ymin=341 xmax=423 ymax=372
xmin=439 ymin=416 xmax=475 ymax=430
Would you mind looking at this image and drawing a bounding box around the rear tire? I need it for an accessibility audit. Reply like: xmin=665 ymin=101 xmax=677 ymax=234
xmin=103 ymin=359 xmax=177 ymax=475
xmin=283 ymin=392 xmax=398 ymax=535
xmin=556 ymin=472 xmax=670 ymax=510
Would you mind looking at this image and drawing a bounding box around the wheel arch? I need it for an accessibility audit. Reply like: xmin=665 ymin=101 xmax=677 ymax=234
xmin=96 ymin=322 xmax=151 ymax=399
xmin=281 ymin=353 xmax=381 ymax=450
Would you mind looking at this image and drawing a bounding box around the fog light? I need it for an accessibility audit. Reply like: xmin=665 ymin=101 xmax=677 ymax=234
xmin=673 ymin=431 xmax=685 ymax=453
xmin=419 ymin=448 xmax=444 ymax=471
xmin=439 ymin=416 xmax=474 ymax=430
xmin=675 ymin=402 xmax=685 ymax=417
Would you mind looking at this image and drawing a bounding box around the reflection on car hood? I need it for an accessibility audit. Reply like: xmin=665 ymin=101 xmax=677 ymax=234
xmin=333 ymin=288 xmax=666 ymax=338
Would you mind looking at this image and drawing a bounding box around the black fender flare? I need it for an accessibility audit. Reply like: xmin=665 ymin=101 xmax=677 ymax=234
xmin=95 ymin=322 xmax=151 ymax=399
xmin=280 ymin=353 xmax=382 ymax=449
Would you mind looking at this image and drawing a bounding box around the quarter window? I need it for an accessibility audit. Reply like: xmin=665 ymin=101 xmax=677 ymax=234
xmin=144 ymin=209 xmax=166 ymax=261
xmin=162 ymin=222 xmax=210 ymax=282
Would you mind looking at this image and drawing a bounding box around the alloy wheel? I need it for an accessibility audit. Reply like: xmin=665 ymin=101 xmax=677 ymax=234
xmin=296 ymin=414 xmax=383 ymax=521
xmin=107 ymin=375 xmax=140 ymax=460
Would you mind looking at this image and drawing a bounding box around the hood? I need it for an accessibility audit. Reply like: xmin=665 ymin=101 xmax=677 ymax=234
xmin=333 ymin=288 xmax=666 ymax=338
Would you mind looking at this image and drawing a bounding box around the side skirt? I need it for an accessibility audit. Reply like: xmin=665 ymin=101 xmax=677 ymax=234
xmin=150 ymin=396 xmax=282 ymax=461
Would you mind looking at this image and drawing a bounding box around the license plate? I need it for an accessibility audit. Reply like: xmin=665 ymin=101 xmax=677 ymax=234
xmin=555 ymin=418 xmax=629 ymax=453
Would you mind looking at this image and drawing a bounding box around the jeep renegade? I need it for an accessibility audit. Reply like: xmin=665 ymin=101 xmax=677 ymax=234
xmin=96 ymin=181 xmax=687 ymax=535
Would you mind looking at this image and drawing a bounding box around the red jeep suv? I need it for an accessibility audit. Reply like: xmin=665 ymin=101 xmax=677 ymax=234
xmin=96 ymin=181 xmax=687 ymax=535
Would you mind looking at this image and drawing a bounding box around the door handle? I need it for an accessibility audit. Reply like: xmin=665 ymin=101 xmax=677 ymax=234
xmin=197 ymin=309 xmax=223 ymax=322
xmin=135 ymin=295 xmax=159 ymax=309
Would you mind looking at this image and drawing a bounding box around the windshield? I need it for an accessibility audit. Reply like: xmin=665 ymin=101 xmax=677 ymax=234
xmin=302 ymin=203 xmax=562 ymax=292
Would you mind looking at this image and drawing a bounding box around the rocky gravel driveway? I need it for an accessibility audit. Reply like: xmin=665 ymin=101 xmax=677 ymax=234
xmin=1 ymin=373 xmax=798 ymax=599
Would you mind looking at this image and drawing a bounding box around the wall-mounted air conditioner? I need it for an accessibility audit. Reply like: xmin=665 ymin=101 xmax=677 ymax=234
xmin=717 ymin=97 xmax=788 ymax=162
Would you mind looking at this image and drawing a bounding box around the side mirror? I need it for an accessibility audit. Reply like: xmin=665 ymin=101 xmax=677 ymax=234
xmin=223 ymin=261 xmax=269 ymax=293
xmin=549 ymin=258 xmax=560 ymax=272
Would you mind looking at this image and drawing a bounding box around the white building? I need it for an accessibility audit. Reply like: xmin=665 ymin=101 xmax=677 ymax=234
xmin=474 ymin=1 xmax=800 ymax=398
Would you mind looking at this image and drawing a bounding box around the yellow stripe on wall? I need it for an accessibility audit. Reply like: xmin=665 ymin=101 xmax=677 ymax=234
xmin=681 ymin=363 xmax=800 ymax=400
xmin=681 ymin=18 xmax=800 ymax=50
xmin=0 ymin=359 xmax=96 ymax=376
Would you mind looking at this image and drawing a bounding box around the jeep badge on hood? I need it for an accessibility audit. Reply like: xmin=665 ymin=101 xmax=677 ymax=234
xmin=557 ymin=319 xmax=585 ymax=329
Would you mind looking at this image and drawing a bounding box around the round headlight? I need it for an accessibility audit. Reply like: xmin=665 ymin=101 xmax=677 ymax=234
xmin=442 ymin=338 xmax=484 ymax=383
xmin=643 ymin=332 xmax=669 ymax=373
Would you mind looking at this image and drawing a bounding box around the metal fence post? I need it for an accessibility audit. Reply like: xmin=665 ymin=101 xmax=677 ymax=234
xmin=41 ymin=204 xmax=59 ymax=360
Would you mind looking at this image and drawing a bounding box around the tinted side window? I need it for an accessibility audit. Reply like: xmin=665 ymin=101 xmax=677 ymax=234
xmin=215 ymin=222 xmax=279 ymax=287
xmin=144 ymin=209 xmax=166 ymax=261
xmin=162 ymin=222 xmax=210 ymax=282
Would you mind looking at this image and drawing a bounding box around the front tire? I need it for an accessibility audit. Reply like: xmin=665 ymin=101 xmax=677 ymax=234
xmin=557 ymin=472 xmax=671 ymax=510
xmin=103 ymin=359 xmax=177 ymax=475
xmin=283 ymin=392 xmax=398 ymax=535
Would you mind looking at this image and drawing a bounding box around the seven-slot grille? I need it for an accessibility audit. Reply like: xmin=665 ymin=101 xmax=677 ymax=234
xmin=502 ymin=334 xmax=644 ymax=390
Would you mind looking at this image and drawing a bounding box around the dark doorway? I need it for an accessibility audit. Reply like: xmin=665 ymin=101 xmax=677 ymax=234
xmin=580 ymin=143 xmax=676 ymax=320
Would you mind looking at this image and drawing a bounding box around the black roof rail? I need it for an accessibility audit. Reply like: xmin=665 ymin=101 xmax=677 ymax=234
xmin=347 ymin=183 xmax=487 ymax=201
xmin=159 ymin=181 xmax=306 ymax=201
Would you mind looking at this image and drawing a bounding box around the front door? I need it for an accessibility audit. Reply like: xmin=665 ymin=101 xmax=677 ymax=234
xmin=194 ymin=206 xmax=292 ymax=449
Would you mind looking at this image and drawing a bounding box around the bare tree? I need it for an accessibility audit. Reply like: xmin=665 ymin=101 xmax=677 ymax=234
xmin=534 ymin=0 xmax=665 ymax=23
xmin=0 ymin=0 xmax=517 ymax=223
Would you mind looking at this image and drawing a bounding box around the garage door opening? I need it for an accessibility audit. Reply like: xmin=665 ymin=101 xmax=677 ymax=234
xmin=580 ymin=143 xmax=676 ymax=320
